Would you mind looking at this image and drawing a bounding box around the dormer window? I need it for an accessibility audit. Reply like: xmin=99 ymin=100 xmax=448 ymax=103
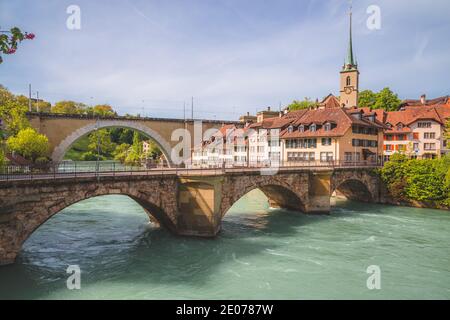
xmin=397 ymin=123 xmax=403 ymax=130
xmin=351 ymin=113 xmax=362 ymax=120
xmin=299 ymin=125 xmax=304 ymax=132
xmin=310 ymin=124 xmax=317 ymax=132
xmin=324 ymin=123 xmax=331 ymax=131
xmin=386 ymin=123 xmax=392 ymax=128
xmin=288 ymin=125 xmax=293 ymax=133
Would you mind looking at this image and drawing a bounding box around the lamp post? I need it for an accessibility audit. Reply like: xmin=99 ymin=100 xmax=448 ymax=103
xmin=95 ymin=119 xmax=100 ymax=174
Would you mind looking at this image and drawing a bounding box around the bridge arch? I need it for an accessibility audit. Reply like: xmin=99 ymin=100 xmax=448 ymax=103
xmin=221 ymin=176 xmax=307 ymax=217
xmin=0 ymin=179 xmax=179 ymax=265
xmin=51 ymin=120 xmax=173 ymax=165
xmin=331 ymin=170 xmax=380 ymax=203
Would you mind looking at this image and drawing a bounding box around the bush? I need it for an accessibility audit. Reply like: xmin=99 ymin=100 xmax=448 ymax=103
xmin=380 ymin=154 xmax=450 ymax=205
xmin=35 ymin=156 xmax=49 ymax=165
xmin=81 ymin=151 xmax=105 ymax=161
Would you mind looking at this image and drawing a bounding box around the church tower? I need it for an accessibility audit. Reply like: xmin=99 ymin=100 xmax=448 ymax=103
xmin=340 ymin=5 xmax=359 ymax=108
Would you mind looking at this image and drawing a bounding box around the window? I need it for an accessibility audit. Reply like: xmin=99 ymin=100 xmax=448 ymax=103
xmin=353 ymin=139 xmax=378 ymax=147
xmin=257 ymin=146 xmax=265 ymax=153
xmin=346 ymin=76 xmax=351 ymax=86
xmin=418 ymin=122 xmax=432 ymax=128
xmin=324 ymin=123 xmax=331 ymax=131
xmin=413 ymin=132 xmax=419 ymax=140
xmin=307 ymin=139 xmax=317 ymax=148
xmin=321 ymin=138 xmax=332 ymax=146
xmin=310 ymin=124 xmax=316 ymax=132
xmin=397 ymin=123 xmax=403 ymax=130
xmin=320 ymin=152 xmax=333 ymax=162
xmin=424 ymin=132 xmax=436 ymax=139
xmin=288 ymin=125 xmax=293 ymax=133
xmin=413 ymin=143 xmax=419 ymax=151
xmin=299 ymin=125 xmax=304 ymax=132
xmin=345 ymin=152 xmax=352 ymax=162
xmin=424 ymin=143 xmax=436 ymax=150
xmin=398 ymin=134 xmax=406 ymax=141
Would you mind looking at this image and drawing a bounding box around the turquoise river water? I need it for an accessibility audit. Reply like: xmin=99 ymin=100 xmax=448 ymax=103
xmin=0 ymin=190 xmax=449 ymax=299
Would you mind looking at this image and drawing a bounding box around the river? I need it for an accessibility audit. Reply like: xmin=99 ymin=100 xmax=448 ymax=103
xmin=0 ymin=190 xmax=449 ymax=299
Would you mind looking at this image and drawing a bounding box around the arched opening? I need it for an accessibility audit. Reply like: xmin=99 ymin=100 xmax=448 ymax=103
xmin=221 ymin=186 xmax=306 ymax=236
xmin=18 ymin=195 xmax=169 ymax=267
xmin=62 ymin=126 xmax=170 ymax=168
xmin=52 ymin=121 xmax=173 ymax=166
xmin=346 ymin=76 xmax=351 ymax=86
xmin=331 ymin=179 xmax=373 ymax=206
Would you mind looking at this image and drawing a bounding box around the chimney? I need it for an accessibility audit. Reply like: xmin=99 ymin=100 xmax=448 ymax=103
xmin=247 ymin=112 xmax=250 ymax=116
xmin=421 ymin=94 xmax=426 ymax=105
xmin=267 ymin=106 xmax=271 ymax=111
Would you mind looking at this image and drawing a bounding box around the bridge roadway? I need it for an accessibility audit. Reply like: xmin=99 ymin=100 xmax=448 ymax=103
xmin=0 ymin=162 xmax=380 ymax=182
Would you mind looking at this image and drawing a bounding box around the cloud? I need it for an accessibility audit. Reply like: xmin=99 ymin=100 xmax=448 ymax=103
xmin=1 ymin=0 xmax=449 ymax=119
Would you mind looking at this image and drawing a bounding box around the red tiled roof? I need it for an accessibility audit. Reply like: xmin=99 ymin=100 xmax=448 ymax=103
xmin=386 ymin=107 xmax=444 ymax=126
xmin=281 ymin=107 xmax=383 ymax=139
xmin=400 ymin=95 xmax=449 ymax=108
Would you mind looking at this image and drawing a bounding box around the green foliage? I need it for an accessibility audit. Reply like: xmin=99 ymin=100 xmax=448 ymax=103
xmin=52 ymin=100 xmax=88 ymax=114
xmin=358 ymin=87 xmax=401 ymax=111
xmin=80 ymin=151 xmax=106 ymax=161
xmin=0 ymin=86 xmax=30 ymax=137
xmin=286 ymin=98 xmax=317 ymax=111
xmin=86 ymin=104 xmax=117 ymax=117
xmin=88 ymin=129 xmax=115 ymax=157
xmin=6 ymin=128 xmax=49 ymax=161
xmin=113 ymin=143 xmax=131 ymax=163
xmin=380 ymin=154 xmax=450 ymax=205
xmin=0 ymin=147 xmax=5 ymax=166
xmin=358 ymin=90 xmax=377 ymax=109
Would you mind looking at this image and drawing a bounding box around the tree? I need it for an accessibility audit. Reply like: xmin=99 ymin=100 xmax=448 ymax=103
xmin=358 ymin=87 xmax=402 ymax=111
xmin=373 ymin=87 xmax=402 ymax=111
xmin=445 ymin=119 xmax=450 ymax=146
xmin=113 ymin=143 xmax=131 ymax=163
xmin=52 ymin=100 xmax=87 ymax=114
xmin=358 ymin=90 xmax=377 ymax=108
xmin=6 ymin=128 xmax=49 ymax=161
xmin=286 ymin=98 xmax=317 ymax=111
xmin=87 ymin=104 xmax=117 ymax=117
xmin=0 ymin=99 xmax=30 ymax=136
xmin=88 ymin=129 xmax=116 ymax=157
xmin=0 ymin=27 xmax=35 ymax=64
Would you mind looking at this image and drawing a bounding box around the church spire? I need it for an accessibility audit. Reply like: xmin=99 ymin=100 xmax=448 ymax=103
xmin=343 ymin=2 xmax=357 ymax=71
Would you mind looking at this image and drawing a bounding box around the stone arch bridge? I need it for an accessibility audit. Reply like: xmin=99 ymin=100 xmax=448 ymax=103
xmin=0 ymin=167 xmax=383 ymax=265
xmin=28 ymin=113 xmax=240 ymax=164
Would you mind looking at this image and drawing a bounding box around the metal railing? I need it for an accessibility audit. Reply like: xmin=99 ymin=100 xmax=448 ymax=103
xmin=0 ymin=160 xmax=382 ymax=182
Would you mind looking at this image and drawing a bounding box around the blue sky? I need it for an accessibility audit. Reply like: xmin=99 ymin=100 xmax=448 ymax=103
xmin=1 ymin=0 xmax=449 ymax=120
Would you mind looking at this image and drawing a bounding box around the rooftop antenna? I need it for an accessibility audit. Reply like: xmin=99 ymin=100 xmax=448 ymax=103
xmin=28 ymin=84 xmax=32 ymax=112
xmin=191 ymin=96 xmax=194 ymax=119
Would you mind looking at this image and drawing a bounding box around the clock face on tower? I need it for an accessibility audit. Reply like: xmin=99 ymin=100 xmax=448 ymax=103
xmin=344 ymin=87 xmax=353 ymax=94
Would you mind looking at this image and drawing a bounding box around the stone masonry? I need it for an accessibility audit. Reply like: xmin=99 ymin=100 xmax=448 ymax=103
xmin=0 ymin=168 xmax=381 ymax=265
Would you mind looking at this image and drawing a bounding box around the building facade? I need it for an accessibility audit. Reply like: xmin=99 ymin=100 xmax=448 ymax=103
xmin=382 ymin=96 xmax=450 ymax=160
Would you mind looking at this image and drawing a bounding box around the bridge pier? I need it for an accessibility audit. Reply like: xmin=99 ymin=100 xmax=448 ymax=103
xmin=177 ymin=176 xmax=223 ymax=237
xmin=304 ymin=171 xmax=332 ymax=214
